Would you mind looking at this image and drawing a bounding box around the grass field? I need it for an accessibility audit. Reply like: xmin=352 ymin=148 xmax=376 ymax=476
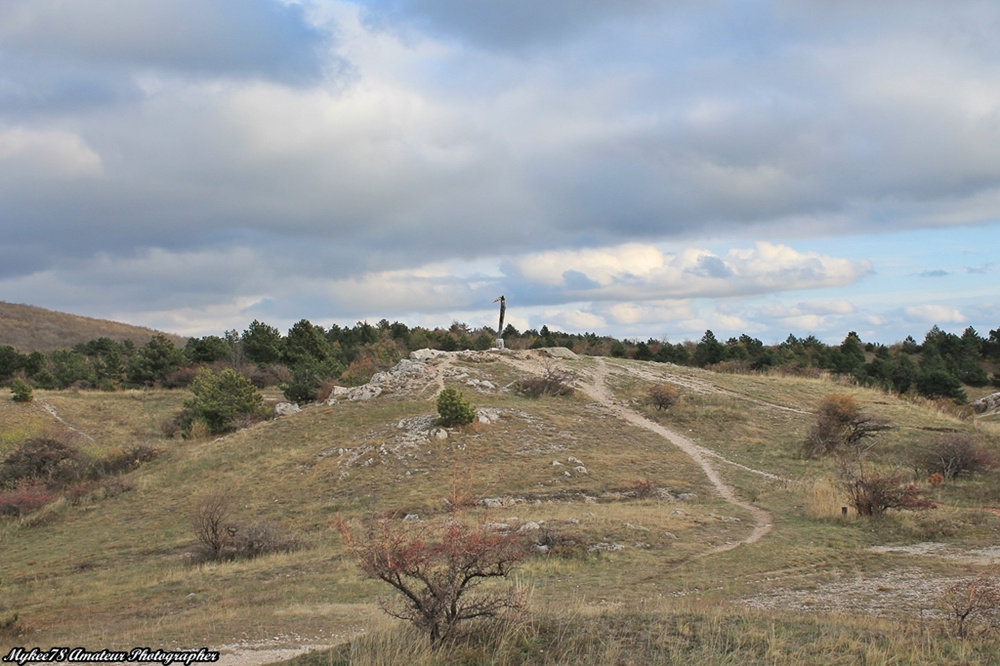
xmin=2 ymin=350 xmax=999 ymax=663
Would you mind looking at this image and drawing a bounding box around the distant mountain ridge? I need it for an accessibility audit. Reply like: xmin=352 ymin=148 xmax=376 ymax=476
xmin=0 ymin=301 xmax=186 ymax=353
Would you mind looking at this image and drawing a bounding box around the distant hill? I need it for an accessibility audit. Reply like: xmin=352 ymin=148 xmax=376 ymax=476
xmin=0 ymin=301 xmax=187 ymax=353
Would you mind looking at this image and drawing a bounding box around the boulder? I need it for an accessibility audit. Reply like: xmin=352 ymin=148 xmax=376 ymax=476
xmin=273 ymin=402 xmax=301 ymax=417
xmin=970 ymin=391 xmax=1000 ymax=414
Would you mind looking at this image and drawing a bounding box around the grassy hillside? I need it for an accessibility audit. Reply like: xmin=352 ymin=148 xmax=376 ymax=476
xmin=1 ymin=351 xmax=999 ymax=663
xmin=0 ymin=301 xmax=186 ymax=353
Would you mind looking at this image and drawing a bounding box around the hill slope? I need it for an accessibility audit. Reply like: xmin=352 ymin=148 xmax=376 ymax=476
xmin=2 ymin=349 xmax=1000 ymax=662
xmin=0 ymin=301 xmax=186 ymax=352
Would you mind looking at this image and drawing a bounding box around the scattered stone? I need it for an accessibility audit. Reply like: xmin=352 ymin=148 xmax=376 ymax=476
xmin=480 ymin=498 xmax=504 ymax=508
xmin=568 ymin=456 xmax=583 ymax=464
xmin=565 ymin=517 xmax=580 ymax=524
xmin=402 ymin=514 xmax=420 ymax=523
xmin=476 ymin=408 xmax=503 ymax=424
xmin=573 ymin=466 xmax=588 ymax=475
xmin=663 ymin=531 xmax=677 ymax=539
xmin=518 ymin=521 xmax=541 ymax=533
xmin=273 ymin=402 xmax=301 ymax=417
xmin=535 ymin=544 xmax=550 ymax=554
xmin=551 ymin=460 xmax=563 ymax=466
xmin=588 ymin=542 xmax=624 ymax=553
xmin=482 ymin=523 xmax=511 ymax=532
xmin=625 ymin=522 xmax=649 ymax=531
xmin=429 ymin=427 xmax=448 ymax=440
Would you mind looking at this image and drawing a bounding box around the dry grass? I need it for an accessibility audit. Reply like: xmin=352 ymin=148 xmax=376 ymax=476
xmin=2 ymin=353 xmax=1000 ymax=661
xmin=0 ymin=300 xmax=186 ymax=353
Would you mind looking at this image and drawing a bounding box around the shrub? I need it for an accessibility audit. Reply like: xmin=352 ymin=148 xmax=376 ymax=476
xmin=920 ymin=432 xmax=997 ymax=481
xmin=942 ymin=567 xmax=1000 ymax=638
xmin=436 ymin=388 xmax=476 ymax=427
xmin=9 ymin=378 xmax=32 ymax=403
xmin=838 ymin=460 xmax=934 ymax=516
xmin=191 ymin=491 xmax=236 ymax=560
xmin=340 ymin=516 xmax=526 ymax=646
xmin=647 ymin=384 xmax=680 ymax=410
xmin=0 ymin=482 xmax=53 ymax=516
xmin=515 ymin=365 xmax=575 ymax=398
xmin=91 ymin=444 xmax=160 ymax=477
xmin=185 ymin=368 xmax=265 ymax=435
xmin=190 ymin=492 xmax=297 ymax=561
xmin=805 ymin=394 xmax=891 ymax=457
xmin=231 ymin=520 xmax=300 ymax=559
xmin=0 ymin=437 xmax=89 ymax=490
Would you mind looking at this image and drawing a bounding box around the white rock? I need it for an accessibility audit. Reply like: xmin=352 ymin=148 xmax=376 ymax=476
xmin=409 ymin=349 xmax=448 ymax=362
xmin=273 ymin=402 xmax=301 ymax=417
xmin=567 ymin=456 xmax=582 ymax=464
xmin=517 ymin=521 xmax=541 ymax=533
xmin=573 ymin=466 xmax=588 ymax=475
xmin=402 ymin=514 xmax=421 ymax=523
xmin=429 ymin=427 xmax=448 ymax=440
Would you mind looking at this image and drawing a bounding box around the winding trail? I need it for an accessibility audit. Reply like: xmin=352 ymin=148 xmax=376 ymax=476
xmin=582 ymin=358 xmax=773 ymax=555
xmin=497 ymin=351 xmax=775 ymax=556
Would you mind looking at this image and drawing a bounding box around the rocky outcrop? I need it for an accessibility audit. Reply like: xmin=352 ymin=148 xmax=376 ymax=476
xmin=969 ymin=392 xmax=1000 ymax=414
xmin=273 ymin=402 xmax=301 ymax=417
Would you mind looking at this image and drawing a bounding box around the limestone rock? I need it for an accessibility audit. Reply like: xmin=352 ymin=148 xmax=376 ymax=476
xmin=273 ymin=402 xmax=301 ymax=417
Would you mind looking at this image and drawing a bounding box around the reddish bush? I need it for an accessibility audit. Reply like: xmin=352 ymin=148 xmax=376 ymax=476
xmin=838 ymin=461 xmax=934 ymax=516
xmin=340 ymin=516 xmax=526 ymax=646
xmin=0 ymin=483 xmax=54 ymax=516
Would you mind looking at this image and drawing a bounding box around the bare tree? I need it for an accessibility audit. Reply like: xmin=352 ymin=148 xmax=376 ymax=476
xmin=191 ymin=492 xmax=235 ymax=560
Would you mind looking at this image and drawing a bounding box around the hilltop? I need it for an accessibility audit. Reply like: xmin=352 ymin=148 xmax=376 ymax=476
xmin=0 ymin=301 xmax=186 ymax=353
xmin=2 ymin=348 xmax=999 ymax=663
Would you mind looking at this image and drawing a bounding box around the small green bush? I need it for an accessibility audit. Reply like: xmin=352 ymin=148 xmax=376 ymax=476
xmin=9 ymin=378 xmax=32 ymax=403
xmin=185 ymin=368 xmax=265 ymax=434
xmin=436 ymin=388 xmax=476 ymax=427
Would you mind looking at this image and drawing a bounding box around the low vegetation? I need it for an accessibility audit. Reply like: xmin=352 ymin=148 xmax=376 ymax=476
xmin=435 ymin=388 xmax=476 ymax=427
xmin=339 ymin=514 xmax=526 ymax=646
xmin=1 ymin=321 xmax=999 ymax=661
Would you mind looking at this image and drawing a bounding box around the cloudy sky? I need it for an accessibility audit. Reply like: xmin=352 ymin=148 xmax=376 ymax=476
xmin=1 ymin=0 xmax=998 ymax=345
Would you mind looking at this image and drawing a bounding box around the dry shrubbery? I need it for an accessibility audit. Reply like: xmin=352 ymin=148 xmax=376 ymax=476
xmin=805 ymin=394 xmax=891 ymax=457
xmin=943 ymin=567 xmax=1000 ymax=638
xmin=190 ymin=491 xmax=299 ymax=562
xmin=920 ymin=432 xmax=997 ymax=481
xmin=647 ymin=384 xmax=680 ymax=411
xmin=515 ymin=365 xmax=575 ymax=398
xmin=838 ymin=459 xmax=934 ymax=517
xmin=339 ymin=516 xmax=527 ymax=646
xmin=0 ymin=437 xmax=157 ymax=517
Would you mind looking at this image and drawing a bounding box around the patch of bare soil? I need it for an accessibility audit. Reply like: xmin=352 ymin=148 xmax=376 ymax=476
xmin=742 ymin=568 xmax=959 ymax=618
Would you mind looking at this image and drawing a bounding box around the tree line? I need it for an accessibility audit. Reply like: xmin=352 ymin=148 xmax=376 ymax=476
xmin=1 ymin=318 xmax=997 ymax=404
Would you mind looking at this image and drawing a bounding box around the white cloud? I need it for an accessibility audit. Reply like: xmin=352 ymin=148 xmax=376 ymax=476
xmin=0 ymin=126 xmax=102 ymax=179
xmin=511 ymin=242 xmax=871 ymax=300
xmin=903 ymin=305 xmax=966 ymax=324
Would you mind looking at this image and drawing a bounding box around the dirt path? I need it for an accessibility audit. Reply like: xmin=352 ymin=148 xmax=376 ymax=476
xmin=583 ymin=358 xmax=773 ymax=555
xmin=497 ymin=352 xmax=774 ymax=556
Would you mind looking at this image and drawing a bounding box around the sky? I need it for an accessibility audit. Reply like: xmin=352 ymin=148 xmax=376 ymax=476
xmin=1 ymin=0 xmax=998 ymax=346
